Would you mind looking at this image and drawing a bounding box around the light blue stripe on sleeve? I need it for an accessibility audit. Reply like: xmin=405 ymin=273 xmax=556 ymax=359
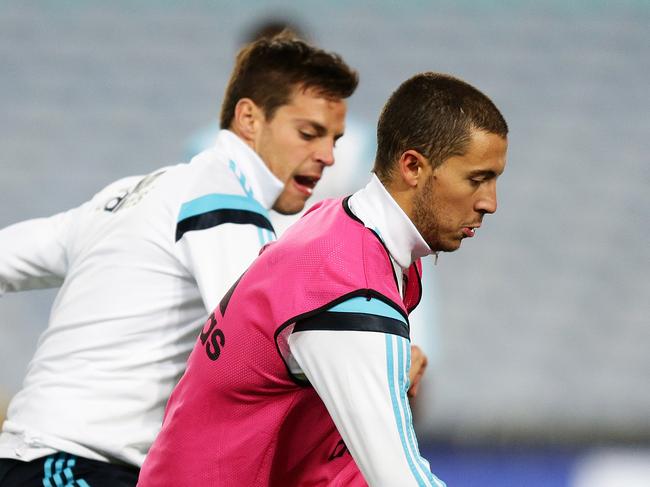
xmin=178 ymin=193 xmax=268 ymax=222
xmin=329 ymin=296 xmax=406 ymax=324
xmin=257 ymin=227 xmax=265 ymax=246
xmin=386 ymin=335 xmax=446 ymax=486
xmin=386 ymin=335 xmax=427 ymax=485
xmin=399 ymin=340 xmax=445 ymax=486
xmin=256 ymin=227 xmax=276 ymax=246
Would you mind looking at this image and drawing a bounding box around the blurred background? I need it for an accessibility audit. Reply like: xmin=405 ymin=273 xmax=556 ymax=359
xmin=1 ymin=1 xmax=648 ymax=485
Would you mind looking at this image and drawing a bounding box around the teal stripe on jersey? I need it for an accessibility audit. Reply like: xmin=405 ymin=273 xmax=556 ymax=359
xmin=229 ymin=159 xmax=255 ymax=198
xmin=42 ymin=454 xmax=92 ymax=487
xmin=53 ymin=454 xmax=66 ymax=487
xmin=256 ymin=227 xmax=277 ymax=246
xmin=42 ymin=453 xmax=67 ymax=487
xmin=385 ymin=335 xmax=425 ymax=485
xmin=43 ymin=456 xmax=55 ymax=487
xmin=400 ymin=340 xmax=445 ymax=486
xmin=178 ymin=194 xmax=268 ymax=222
xmin=385 ymin=335 xmax=445 ymax=486
xmin=62 ymin=456 xmax=76 ymax=486
xmin=329 ymin=296 xmax=406 ymax=324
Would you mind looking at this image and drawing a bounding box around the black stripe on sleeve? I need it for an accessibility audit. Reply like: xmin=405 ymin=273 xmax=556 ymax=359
xmin=293 ymin=311 xmax=409 ymax=340
xmin=175 ymin=209 xmax=274 ymax=242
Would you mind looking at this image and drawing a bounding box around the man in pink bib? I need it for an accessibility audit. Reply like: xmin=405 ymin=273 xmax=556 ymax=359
xmin=139 ymin=72 xmax=509 ymax=486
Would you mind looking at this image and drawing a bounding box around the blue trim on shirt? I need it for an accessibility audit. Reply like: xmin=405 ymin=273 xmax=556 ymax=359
xmin=178 ymin=193 xmax=269 ymax=222
xmin=42 ymin=453 xmax=93 ymax=487
xmin=175 ymin=208 xmax=274 ymax=242
xmin=328 ymin=296 xmax=407 ymax=324
xmin=43 ymin=456 xmax=54 ymax=487
xmin=385 ymin=335 xmax=445 ymax=486
xmin=229 ymin=159 xmax=255 ymax=198
xmin=386 ymin=335 xmax=426 ymax=485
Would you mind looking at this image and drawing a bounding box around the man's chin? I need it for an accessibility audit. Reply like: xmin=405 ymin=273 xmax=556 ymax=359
xmin=272 ymin=198 xmax=306 ymax=215
xmin=428 ymin=238 xmax=461 ymax=253
xmin=443 ymin=241 xmax=462 ymax=252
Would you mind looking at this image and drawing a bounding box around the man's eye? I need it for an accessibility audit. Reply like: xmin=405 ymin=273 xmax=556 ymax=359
xmin=299 ymin=131 xmax=316 ymax=140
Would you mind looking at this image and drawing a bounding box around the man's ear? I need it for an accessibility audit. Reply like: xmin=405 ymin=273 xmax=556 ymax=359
xmin=396 ymin=150 xmax=431 ymax=189
xmin=230 ymin=98 xmax=264 ymax=144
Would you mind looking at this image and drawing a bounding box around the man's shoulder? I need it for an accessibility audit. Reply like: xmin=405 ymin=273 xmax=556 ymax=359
xmin=177 ymin=150 xmax=250 ymax=203
xmin=237 ymin=199 xmax=403 ymax=327
xmin=185 ymin=148 xmax=234 ymax=181
xmin=92 ymin=175 xmax=144 ymax=199
xmin=305 ymin=198 xmax=392 ymax=253
xmin=267 ymin=199 xmax=394 ymax=277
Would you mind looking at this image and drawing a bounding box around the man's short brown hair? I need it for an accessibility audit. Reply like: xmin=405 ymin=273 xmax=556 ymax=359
xmin=220 ymin=33 xmax=358 ymax=128
xmin=374 ymin=72 xmax=508 ymax=181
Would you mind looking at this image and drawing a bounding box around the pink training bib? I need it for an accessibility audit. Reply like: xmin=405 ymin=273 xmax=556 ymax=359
xmin=138 ymin=198 xmax=422 ymax=486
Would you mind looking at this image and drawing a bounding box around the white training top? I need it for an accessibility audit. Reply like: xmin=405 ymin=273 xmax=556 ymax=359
xmin=288 ymin=175 xmax=446 ymax=486
xmin=0 ymin=129 xmax=283 ymax=466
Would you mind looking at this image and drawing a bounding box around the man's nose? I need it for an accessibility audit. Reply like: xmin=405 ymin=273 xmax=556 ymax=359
xmin=315 ymin=139 xmax=335 ymax=166
xmin=476 ymin=181 xmax=497 ymax=214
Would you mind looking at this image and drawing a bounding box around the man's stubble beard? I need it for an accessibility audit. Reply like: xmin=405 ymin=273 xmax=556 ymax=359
xmin=411 ymin=175 xmax=457 ymax=253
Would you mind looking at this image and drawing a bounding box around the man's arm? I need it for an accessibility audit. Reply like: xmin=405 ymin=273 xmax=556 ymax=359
xmin=173 ymin=191 xmax=275 ymax=313
xmin=0 ymin=210 xmax=76 ymax=295
xmin=288 ymin=296 xmax=446 ymax=487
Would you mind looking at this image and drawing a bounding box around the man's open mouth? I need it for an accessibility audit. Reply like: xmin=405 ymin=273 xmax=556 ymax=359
xmin=294 ymin=175 xmax=319 ymax=192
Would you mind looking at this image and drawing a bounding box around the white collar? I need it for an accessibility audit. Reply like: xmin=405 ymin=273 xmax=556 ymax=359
xmin=348 ymin=174 xmax=431 ymax=270
xmin=211 ymin=129 xmax=284 ymax=209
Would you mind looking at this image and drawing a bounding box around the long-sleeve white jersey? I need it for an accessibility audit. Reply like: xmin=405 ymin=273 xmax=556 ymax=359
xmin=288 ymin=175 xmax=446 ymax=486
xmin=0 ymin=129 xmax=283 ymax=466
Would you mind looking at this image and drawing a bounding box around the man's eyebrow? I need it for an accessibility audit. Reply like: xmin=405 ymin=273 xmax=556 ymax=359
xmin=297 ymin=120 xmax=327 ymax=135
xmin=297 ymin=120 xmax=344 ymax=140
xmin=468 ymin=169 xmax=498 ymax=178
